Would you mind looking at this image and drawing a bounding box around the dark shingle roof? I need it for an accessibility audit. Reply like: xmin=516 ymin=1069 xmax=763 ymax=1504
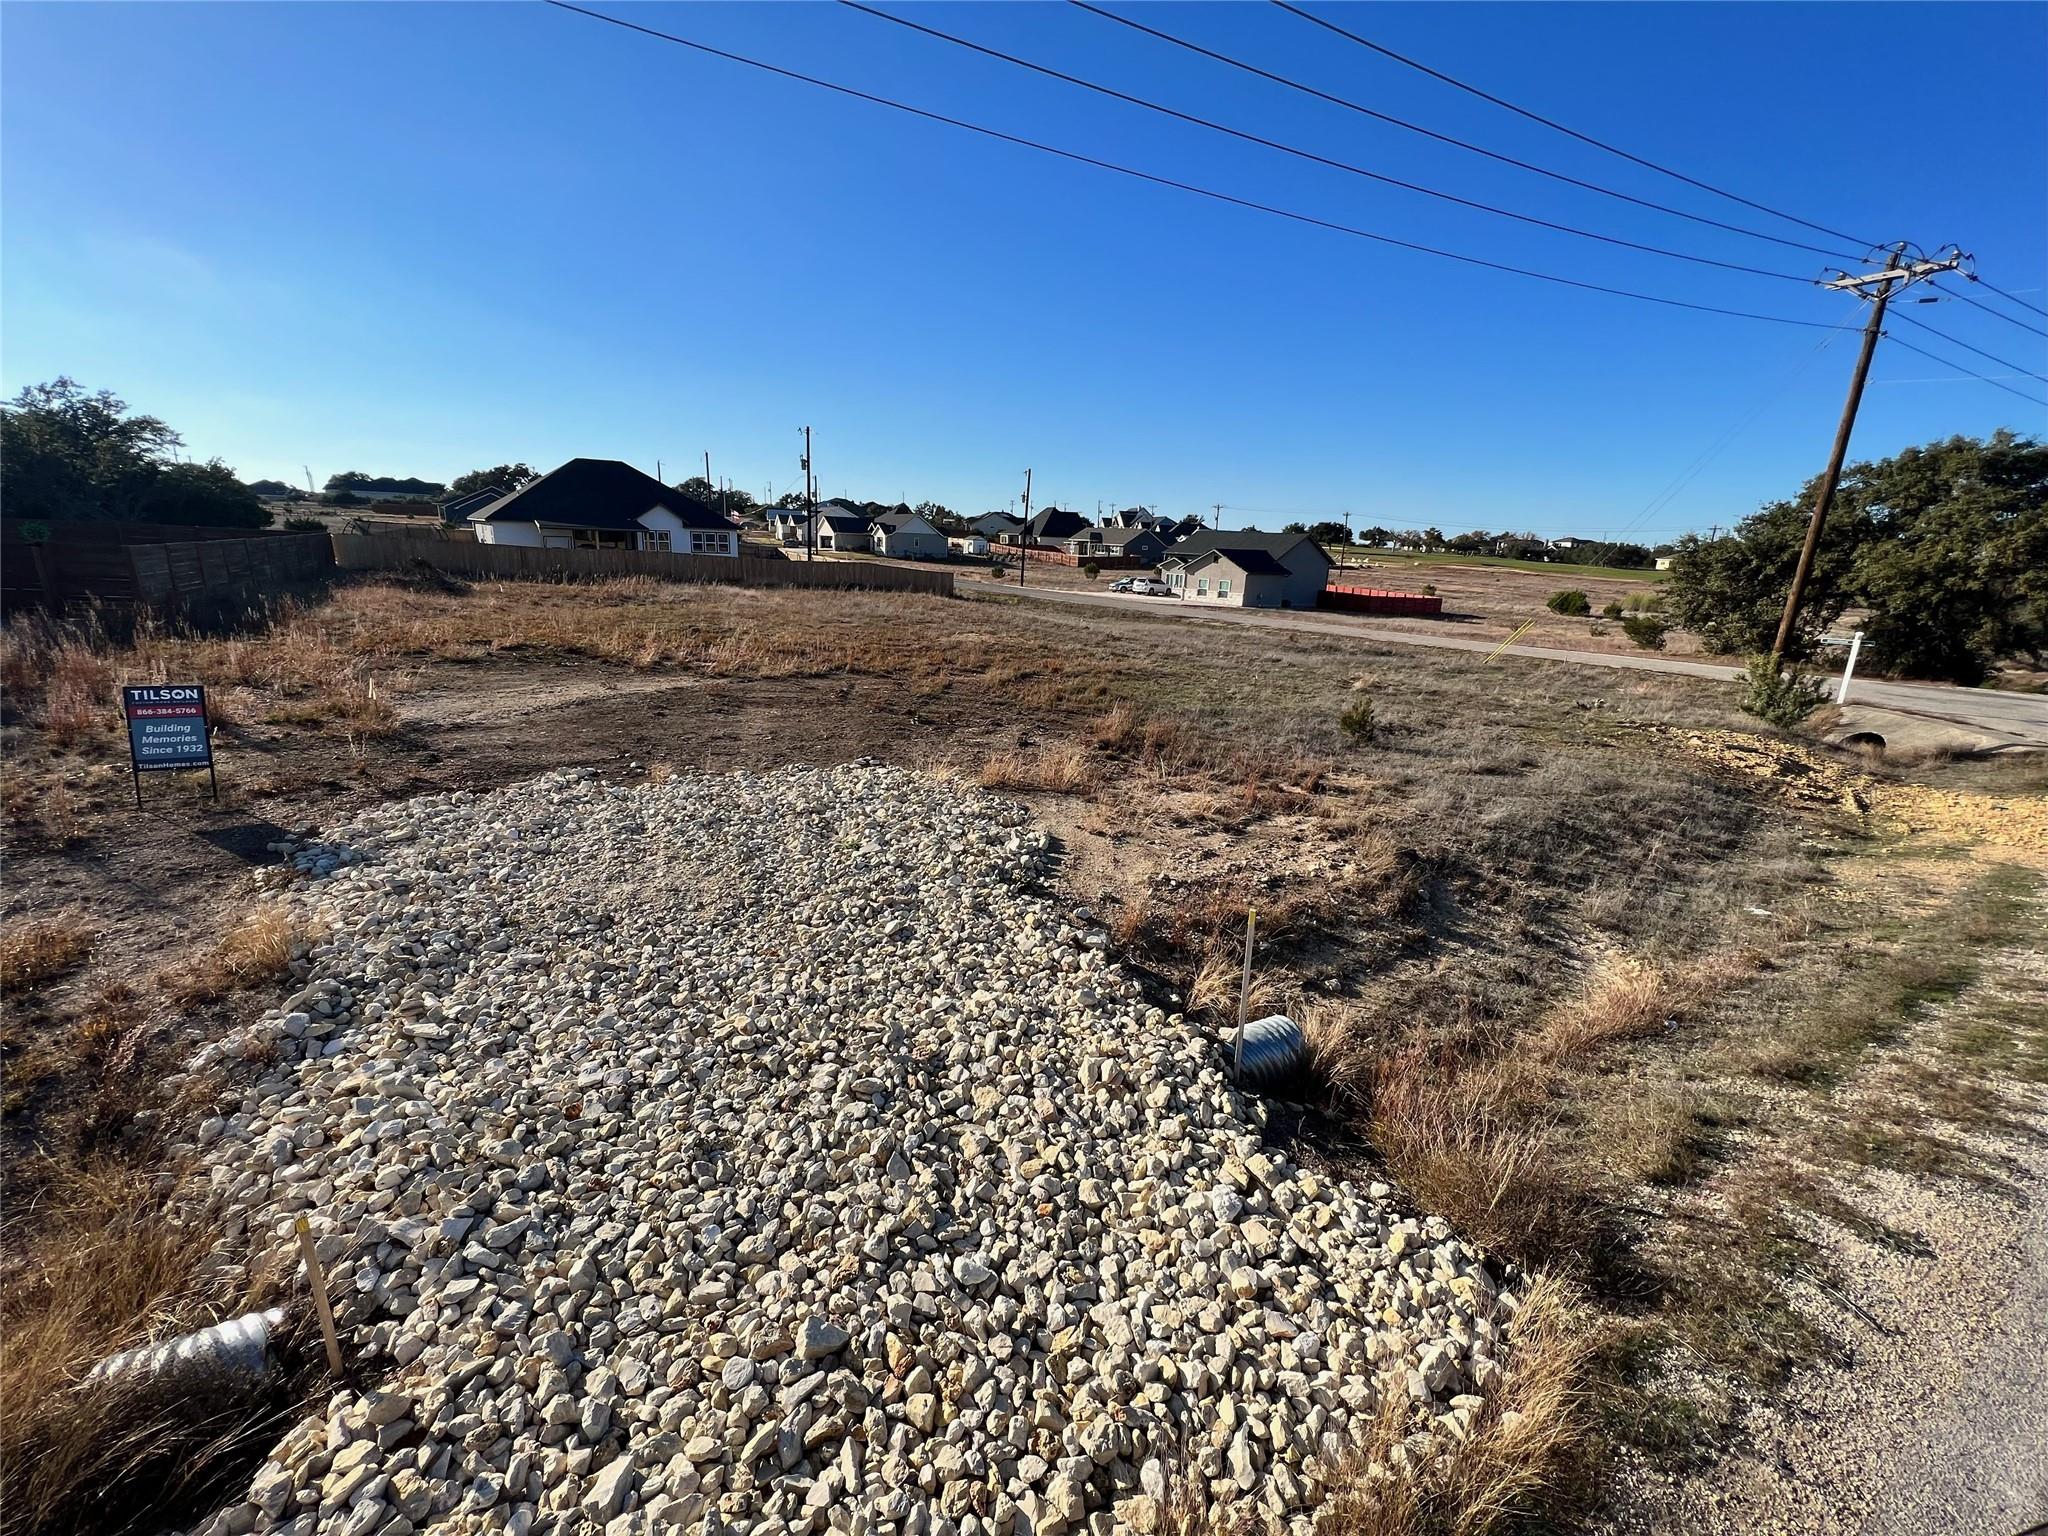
xmin=471 ymin=459 xmax=728 ymax=532
xmin=820 ymin=512 xmax=870 ymax=533
xmin=1026 ymin=507 xmax=1089 ymax=541
xmin=1165 ymin=528 xmax=1328 ymax=568
xmin=442 ymin=487 xmax=505 ymax=520
xmin=1181 ymin=546 xmax=1290 ymax=576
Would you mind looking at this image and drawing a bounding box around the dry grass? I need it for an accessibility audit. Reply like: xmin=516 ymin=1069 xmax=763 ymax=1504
xmin=979 ymin=740 xmax=1095 ymax=794
xmin=1316 ymin=1275 xmax=1591 ymax=1536
xmin=0 ymin=917 xmax=97 ymax=993
xmin=1367 ymin=1048 xmax=1590 ymax=1267
xmin=164 ymin=908 xmax=313 ymax=1007
xmin=1535 ymin=957 xmax=1675 ymax=1062
xmin=0 ymin=1155 xmax=286 ymax=1536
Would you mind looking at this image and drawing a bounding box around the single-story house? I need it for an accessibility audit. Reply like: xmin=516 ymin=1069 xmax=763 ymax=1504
xmin=1160 ymin=529 xmax=1331 ymax=609
xmin=769 ymin=511 xmax=812 ymax=546
xmin=970 ymin=511 xmax=1023 ymax=540
xmin=949 ymin=534 xmax=991 ymax=557
xmin=816 ymin=512 xmax=872 ymax=552
xmin=440 ymin=486 xmax=503 ymax=525
xmin=469 ymin=458 xmax=737 ymax=555
xmin=869 ymin=509 xmax=950 ymax=560
xmin=1548 ymin=536 xmax=1593 ymax=552
xmin=1654 ymin=555 xmax=1675 ymax=571
xmin=1065 ymin=525 xmax=1168 ymax=566
xmin=1007 ymin=507 xmax=1090 ymax=547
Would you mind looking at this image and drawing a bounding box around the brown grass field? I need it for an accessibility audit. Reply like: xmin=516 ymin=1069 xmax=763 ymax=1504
xmin=2 ymin=572 xmax=2043 ymax=1535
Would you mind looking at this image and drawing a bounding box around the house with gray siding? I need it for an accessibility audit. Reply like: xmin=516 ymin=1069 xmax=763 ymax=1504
xmin=1159 ymin=529 xmax=1330 ymax=609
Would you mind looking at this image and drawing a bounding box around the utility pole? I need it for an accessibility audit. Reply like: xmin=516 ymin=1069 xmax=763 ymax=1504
xmin=1771 ymin=243 xmax=1962 ymax=661
xmin=704 ymin=451 xmax=712 ymax=491
xmin=1018 ymin=468 xmax=1032 ymax=587
xmin=801 ymin=427 xmax=815 ymax=563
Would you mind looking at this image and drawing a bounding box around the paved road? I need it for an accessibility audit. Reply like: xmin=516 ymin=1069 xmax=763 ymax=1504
xmin=976 ymin=582 xmax=2048 ymax=746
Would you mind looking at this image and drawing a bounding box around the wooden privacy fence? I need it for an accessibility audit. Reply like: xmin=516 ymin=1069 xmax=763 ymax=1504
xmin=331 ymin=534 xmax=956 ymax=597
xmin=3 ymin=531 xmax=334 ymax=613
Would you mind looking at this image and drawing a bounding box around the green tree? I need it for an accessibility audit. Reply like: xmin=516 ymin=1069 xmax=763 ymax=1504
xmin=1307 ymin=520 xmax=1348 ymax=545
xmin=449 ymin=463 xmax=536 ymax=497
xmin=0 ymin=377 xmax=182 ymax=520
xmin=1668 ymin=431 xmax=2046 ymax=680
xmin=135 ymin=460 xmax=271 ymax=528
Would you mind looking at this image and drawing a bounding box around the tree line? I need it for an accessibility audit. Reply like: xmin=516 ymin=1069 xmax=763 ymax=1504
xmin=1277 ymin=518 xmax=1659 ymax=568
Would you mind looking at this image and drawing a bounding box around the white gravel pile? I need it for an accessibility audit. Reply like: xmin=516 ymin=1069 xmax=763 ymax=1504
xmin=185 ymin=765 xmax=1520 ymax=1536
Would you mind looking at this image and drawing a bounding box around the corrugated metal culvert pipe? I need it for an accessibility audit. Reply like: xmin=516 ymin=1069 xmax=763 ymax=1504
xmin=1233 ymin=1014 xmax=1306 ymax=1090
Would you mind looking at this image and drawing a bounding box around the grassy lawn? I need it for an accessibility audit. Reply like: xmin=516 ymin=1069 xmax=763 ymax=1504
xmin=1332 ymin=545 xmax=1670 ymax=583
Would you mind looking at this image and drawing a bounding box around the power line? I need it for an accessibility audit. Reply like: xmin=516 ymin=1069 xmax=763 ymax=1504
xmin=1927 ymin=282 xmax=2048 ymax=340
xmin=1966 ymin=273 xmax=2048 ymax=322
xmin=1890 ymin=309 xmax=2048 ymax=382
xmin=1611 ymin=319 xmax=1860 ymax=542
xmin=1273 ymin=0 xmax=1879 ymax=252
xmin=1881 ymin=333 xmax=2048 ymax=409
xmin=543 ymin=0 xmax=1836 ymax=330
xmin=1070 ymin=1 xmax=1860 ymax=264
xmin=843 ymin=1 xmax=1813 ymax=284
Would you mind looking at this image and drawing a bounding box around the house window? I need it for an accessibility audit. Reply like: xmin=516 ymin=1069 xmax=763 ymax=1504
xmin=690 ymin=531 xmax=730 ymax=554
xmin=1196 ymin=578 xmax=1208 ymax=597
xmin=645 ymin=530 xmax=672 ymax=552
xmin=1218 ymin=579 xmax=1232 ymax=599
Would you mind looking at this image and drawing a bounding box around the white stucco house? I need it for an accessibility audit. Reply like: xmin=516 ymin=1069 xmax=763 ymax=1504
xmin=1159 ymin=529 xmax=1331 ymax=609
xmin=469 ymin=458 xmax=738 ymax=556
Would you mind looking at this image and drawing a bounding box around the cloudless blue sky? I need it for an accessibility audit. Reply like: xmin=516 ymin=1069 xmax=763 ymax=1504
xmin=4 ymin=2 xmax=2043 ymax=539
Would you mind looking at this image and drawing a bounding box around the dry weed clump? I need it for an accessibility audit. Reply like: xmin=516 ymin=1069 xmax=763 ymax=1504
xmin=165 ymin=908 xmax=315 ymax=1007
xmin=979 ymin=741 xmax=1095 ymax=794
xmin=1367 ymin=1048 xmax=1589 ymax=1266
xmin=1535 ymin=957 xmax=1674 ymax=1062
xmin=1315 ymin=1275 xmax=1590 ymax=1536
xmin=0 ymin=918 xmax=97 ymax=994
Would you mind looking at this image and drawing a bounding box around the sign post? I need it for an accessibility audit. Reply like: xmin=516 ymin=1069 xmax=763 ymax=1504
xmin=121 ymin=685 xmax=217 ymax=806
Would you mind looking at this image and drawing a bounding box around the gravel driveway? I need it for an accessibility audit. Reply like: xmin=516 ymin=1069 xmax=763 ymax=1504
xmin=185 ymin=766 xmax=1519 ymax=1536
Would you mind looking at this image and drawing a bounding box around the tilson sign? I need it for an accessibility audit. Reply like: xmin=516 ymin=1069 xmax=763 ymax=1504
xmin=122 ymin=684 xmax=218 ymax=802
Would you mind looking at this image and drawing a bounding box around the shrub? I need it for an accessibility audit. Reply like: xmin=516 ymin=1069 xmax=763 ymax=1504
xmin=1081 ymin=562 xmax=1100 ymax=581
xmin=280 ymin=517 xmax=325 ymax=533
xmin=1338 ymin=695 xmax=1377 ymax=746
xmin=1600 ymin=600 xmax=1623 ymax=619
xmin=1738 ymin=654 xmax=1827 ymax=727
xmin=1621 ymin=614 xmax=1670 ymax=651
xmin=1421 ymin=583 xmax=1437 ymax=596
xmin=1546 ymin=589 xmax=1591 ymax=616
xmin=1623 ymin=591 xmax=1664 ymax=613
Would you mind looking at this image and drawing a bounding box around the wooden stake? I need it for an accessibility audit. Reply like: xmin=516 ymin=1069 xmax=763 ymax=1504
xmin=1235 ymin=908 xmax=1257 ymax=1077
xmin=296 ymin=1217 xmax=345 ymax=1378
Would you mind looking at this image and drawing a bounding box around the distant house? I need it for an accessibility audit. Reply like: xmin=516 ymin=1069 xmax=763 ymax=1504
xmin=869 ymin=509 xmax=950 ymax=560
xmin=1548 ymin=536 xmax=1593 ymax=552
xmin=816 ymin=512 xmax=872 ymax=552
xmin=469 ymin=458 xmax=737 ymax=555
xmin=970 ymin=511 xmax=1023 ymax=540
xmin=440 ymin=486 xmax=504 ymax=526
xmin=1066 ymin=525 xmax=1168 ymax=566
xmin=1009 ymin=507 xmax=1090 ymax=546
xmin=1160 ymin=529 xmax=1331 ymax=609
xmin=769 ymin=510 xmax=812 ymax=546
xmin=1654 ymin=555 xmax=1675 ymax=571
xmin=949 ymin=535 xmax=991 ymax=557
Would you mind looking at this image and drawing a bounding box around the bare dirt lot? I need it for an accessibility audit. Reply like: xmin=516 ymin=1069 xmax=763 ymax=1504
xmin=3 ymin=573 xmax=2043 ymax=1535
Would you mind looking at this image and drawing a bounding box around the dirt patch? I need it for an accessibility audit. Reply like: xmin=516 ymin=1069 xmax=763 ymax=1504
xmin=1631 ymin=723 xmax=2048 ymax=855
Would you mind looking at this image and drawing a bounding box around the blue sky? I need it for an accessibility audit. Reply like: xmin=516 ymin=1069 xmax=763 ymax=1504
xmin=3 ymin=2 xmax=2043 ymax=540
